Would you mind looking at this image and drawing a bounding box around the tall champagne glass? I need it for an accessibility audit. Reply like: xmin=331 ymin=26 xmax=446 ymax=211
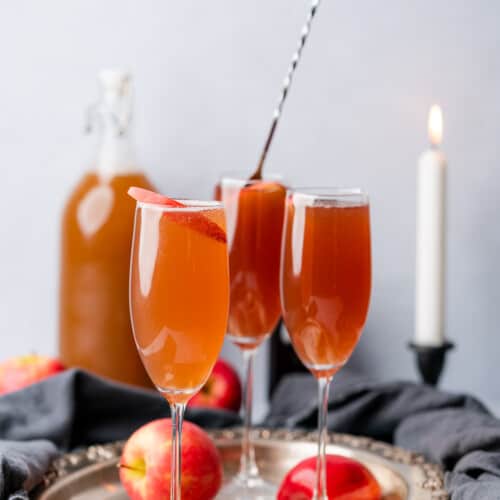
xmin=280 ymin=188 xmax=371 ymax=499
xmin=218 ymin=175 xmax=286 ymax=499
xmin=129 ymin=199 xmax=229 ymax=500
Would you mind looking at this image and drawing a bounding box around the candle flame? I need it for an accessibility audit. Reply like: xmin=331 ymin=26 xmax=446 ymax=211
xmin=428 ymin=105 xmax=443 ymax=147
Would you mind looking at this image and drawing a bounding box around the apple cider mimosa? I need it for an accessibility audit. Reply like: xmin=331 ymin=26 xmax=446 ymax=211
xmin=222 ymin=178 xmax=286 ymax=348
xmin=280 ymin=188 xmax=371 ymax=499
xmin=130 ymin=197 xmax=229 ymax=402
xmin=218 ymin=175 xmax=286 ymax=498
xmin=128 ymin=187 xmax=230 ymax=500
xmin=280 ymin=194 xmax=371 ymax=378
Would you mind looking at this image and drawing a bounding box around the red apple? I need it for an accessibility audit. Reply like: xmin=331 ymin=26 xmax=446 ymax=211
xmin=120 ymin=418 xmax=222 ymax=500
xmin=278 ymin=454 xmax=382 ymax=500
xmin=0 ymin=354 xmax=65 ymax=395
xmin=189 ymin=358 xmax=242 ymax=412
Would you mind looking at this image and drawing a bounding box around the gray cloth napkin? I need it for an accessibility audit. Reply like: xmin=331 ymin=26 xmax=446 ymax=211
xmin=266 ymin=370 xmax=500 ymax=499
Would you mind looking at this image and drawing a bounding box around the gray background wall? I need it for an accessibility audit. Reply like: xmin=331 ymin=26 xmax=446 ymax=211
xmin=1 ymin=1 xmax=499 ymax=417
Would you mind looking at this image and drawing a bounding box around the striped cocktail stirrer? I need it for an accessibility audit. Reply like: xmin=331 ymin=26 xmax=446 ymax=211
xmin=249 ymin=0 xmax=322 ymax=180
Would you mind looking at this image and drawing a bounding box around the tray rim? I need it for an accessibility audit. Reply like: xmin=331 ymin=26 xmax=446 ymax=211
xmin=33 ymin=427 xmax=447 ymax=499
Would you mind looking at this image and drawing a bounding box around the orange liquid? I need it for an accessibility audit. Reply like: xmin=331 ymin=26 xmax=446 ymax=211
xmin=281 ymin=202 xmax=371 ymax=378
xmin=130 ymin=205 xmax=229 ymax=403
xmin=59 ymin=172 xmax=154 ymax=387
xmin=222 ymin=181 xmax=286 ymax=349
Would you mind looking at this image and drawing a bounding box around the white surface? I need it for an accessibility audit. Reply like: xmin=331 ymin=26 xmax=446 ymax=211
xmin=1 ymin=1 xmax=500 ymax=416
xmin=415 ymin=148 xmax=446 ymax=346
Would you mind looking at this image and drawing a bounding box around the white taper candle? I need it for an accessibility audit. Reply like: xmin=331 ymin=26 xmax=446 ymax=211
xmin=415 ymin=105 xmax=447 ymax=346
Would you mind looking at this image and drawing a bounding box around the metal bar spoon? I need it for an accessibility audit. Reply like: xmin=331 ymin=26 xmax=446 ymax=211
xmin=249 ymin=0 xmax=323 ymax=180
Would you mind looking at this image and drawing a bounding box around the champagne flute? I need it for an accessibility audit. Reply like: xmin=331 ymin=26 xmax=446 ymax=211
xmin=129 ymin=198 xmax=229 ymax=499
xmin=218 ymin=175 xmax=286 ymax=499
xmin=280 ymin=188 xmax=371 ymax=499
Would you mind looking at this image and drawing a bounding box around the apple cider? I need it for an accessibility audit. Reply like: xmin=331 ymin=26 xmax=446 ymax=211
xmin=221 ymin=179 xmax=286 ymax=349
xmin=280 ymin=194 xmax=371 ymax=378
xmin=60 ymin=173 xmax=154 ymax=387
xmin=129 ymin=202 xmax=229 ymax=402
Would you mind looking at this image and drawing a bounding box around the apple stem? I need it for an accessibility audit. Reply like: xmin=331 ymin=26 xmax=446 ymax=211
xmin=118 ymin=463 xmax=143 ymax=473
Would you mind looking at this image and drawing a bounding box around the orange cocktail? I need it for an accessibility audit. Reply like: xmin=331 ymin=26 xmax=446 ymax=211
xmin=222 ymin=178 xmax=286 ymax=348
xmin=281 ymin=191 xmax=371 ymax=378
xmin=129 ymin=188 xmax=229 ymax=499
xmin=129 ymin=195 xmax=229 ymax=402
xmin=280 ymin=188 xmax=371 ymax=499
xmin=218 ymin=176 xmax=286 ymax=497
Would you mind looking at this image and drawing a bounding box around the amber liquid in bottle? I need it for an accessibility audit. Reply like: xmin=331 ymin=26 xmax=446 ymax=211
xmin=59 ymin=70 xmax=153 ymax=387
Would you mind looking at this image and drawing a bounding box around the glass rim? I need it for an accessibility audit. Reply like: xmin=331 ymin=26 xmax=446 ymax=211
xmin=220 ymin=172 xmax=284 ymax=185
xmin=287 ymin=187 xmax=369 ymax=204
xmin=136 ymin=199 xmax=223 ymax=212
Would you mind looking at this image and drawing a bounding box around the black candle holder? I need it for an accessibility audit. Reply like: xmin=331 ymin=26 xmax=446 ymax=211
xmin=408 ymin=341 xmax=455 ymax=386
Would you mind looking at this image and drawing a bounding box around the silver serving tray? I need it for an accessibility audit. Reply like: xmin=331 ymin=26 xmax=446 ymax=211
xmin=33 ymin=428 xmax=447 ymax=499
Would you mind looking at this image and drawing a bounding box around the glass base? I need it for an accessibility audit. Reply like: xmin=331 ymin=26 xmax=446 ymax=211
xmin=217 ymin=474 xmax=277 ymax=500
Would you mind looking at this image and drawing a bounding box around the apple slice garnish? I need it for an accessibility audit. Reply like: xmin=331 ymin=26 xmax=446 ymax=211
xmin=127 ymin=187 xmax=226 ymax=244
xmin=128 ymin=187 xmax=184 ymax=208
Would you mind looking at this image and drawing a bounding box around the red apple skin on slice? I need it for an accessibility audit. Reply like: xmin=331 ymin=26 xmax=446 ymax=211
xmin=166 ymin=211 xmax=226 ymax=243
xmin=278 ymin=454 xmax=382 ymax=500
xmin=127 ymin=187 xmax=226 ymax=243
xmin=127 ymin=187 xmax=184 ymax=207
xmin=120 ymin=419 xmax=223 ymax=500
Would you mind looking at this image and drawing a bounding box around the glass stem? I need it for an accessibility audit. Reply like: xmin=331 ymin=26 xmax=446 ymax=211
xmin=170 ymin=402 xmax=186 ymax=500
xmin=314 ymin=376 xmax=332 ymax=500
xmin=239 ymin=348 xmax=259 ymax=483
